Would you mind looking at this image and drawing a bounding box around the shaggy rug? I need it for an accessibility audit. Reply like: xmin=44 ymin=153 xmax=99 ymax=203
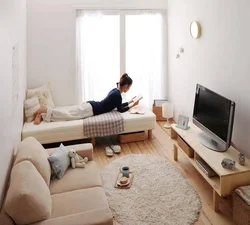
xmin=101 ymin=154 xmax=201 ymax=225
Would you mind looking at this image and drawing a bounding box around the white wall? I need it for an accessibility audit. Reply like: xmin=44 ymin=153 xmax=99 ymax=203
xmin=0 ymin=0 xmax=27 ymax=206
xmin=27 ymin=0 xmax=168 ymax=106
xmin=168 ymin=0 xmax=250 ymax=156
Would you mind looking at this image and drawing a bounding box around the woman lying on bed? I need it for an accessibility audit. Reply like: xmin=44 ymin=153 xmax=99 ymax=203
xmin=33 ymin=73 xmax=140 ymax=125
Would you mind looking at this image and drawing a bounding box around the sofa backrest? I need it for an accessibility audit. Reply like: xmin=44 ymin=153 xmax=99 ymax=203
xmin=14 ymin=137 xmax=51 ymax=186
xmin=4 ymin=161 xmax=52 ymax=225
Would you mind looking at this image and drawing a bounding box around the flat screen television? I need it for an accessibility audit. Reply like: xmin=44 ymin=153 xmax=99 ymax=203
xmin=193 ymin=84 xmax=235 ymax=152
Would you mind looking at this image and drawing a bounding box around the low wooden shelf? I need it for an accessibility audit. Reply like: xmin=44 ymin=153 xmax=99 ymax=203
xmin=170 ymin=122 xmax=250 ymax=212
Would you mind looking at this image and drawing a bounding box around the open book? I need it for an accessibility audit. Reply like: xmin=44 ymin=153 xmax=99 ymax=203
xmin=130 ymin=106 xmax=145 ymax=115
xmin=132 ymin=95 xmax=143 ymax=102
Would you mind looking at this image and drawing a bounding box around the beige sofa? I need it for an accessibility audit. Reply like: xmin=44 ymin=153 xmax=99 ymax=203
xmin=0 ymin=137 xmax=113 ymax=225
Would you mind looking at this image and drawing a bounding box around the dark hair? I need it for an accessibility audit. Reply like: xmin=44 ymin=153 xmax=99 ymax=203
xmin=116 ymin=73 xmax=133 ymax=88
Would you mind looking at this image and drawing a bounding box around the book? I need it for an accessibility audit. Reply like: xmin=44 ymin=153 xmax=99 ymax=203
xmin=132 ymin=95 xmax=143 ymax=102
xmin=130 ymin=106 xmax=145 ymax=115
xmin=195 ymin=158 xmax=217 ymax=177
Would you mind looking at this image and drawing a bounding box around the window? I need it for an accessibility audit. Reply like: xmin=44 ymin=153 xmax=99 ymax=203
xmin=76 ymin=10 xmax=167 ymax=107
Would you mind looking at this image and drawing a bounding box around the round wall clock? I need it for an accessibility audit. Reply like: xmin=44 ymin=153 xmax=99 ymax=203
xmin=190 ymin=21 xmax=201 ymax=39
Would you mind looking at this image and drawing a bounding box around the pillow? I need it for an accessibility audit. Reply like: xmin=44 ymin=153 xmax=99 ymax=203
xmin=24 ymin=95 xmax=40 ymax=122
xmin=26 ymin=83 xmax=55 ymax=107
xmin=5 ymin=161 xmax=52 ymax=225
xmin=48 ymin=143 xmax=70 ymax=179
xmin=14 ymin=137 xmax=51 ymax=186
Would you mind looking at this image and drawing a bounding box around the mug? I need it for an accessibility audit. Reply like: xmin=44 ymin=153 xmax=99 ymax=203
xmin=120 ymin=166 xmax=130 ymax=178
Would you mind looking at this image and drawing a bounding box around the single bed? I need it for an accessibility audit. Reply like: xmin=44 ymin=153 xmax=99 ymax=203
xmin=22 ymin=107 xmax=156 ymax=145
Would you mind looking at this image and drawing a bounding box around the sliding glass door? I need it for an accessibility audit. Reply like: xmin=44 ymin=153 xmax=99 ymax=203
xmin=77 ymin=10 xmax=167 ymax=107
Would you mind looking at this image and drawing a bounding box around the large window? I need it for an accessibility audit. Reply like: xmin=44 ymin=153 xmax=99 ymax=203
xmin=76 ymin=10 xmax=167 ymax=107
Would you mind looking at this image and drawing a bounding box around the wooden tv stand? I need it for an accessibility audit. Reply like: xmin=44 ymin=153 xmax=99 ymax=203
xmin=170 ymin=122 xmax=250 ymax=212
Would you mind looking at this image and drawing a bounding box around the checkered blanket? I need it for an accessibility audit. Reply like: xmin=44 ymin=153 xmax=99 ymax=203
xmin=83 ymin=111 xmax=124 ymax=137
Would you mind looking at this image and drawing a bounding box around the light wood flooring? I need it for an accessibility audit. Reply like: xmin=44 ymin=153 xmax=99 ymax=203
xmin=93 ymin=122 xmax=237 ymax=225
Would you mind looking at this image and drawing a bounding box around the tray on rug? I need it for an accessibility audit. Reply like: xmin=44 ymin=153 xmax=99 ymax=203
xmin=114 ymin=171 xmax=134 ymax=189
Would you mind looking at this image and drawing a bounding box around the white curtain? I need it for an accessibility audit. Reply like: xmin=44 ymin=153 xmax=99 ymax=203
xmin=76 ymin=10 xmax=120 ymax=102
xmin=125 ymin=12 xmax=167 ymax=107
xmin=76 ymin=10 xmax=167 ymax=107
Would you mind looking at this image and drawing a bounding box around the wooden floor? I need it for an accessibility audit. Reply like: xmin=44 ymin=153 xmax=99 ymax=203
xmin=93 ymin=122 xmax=237 ymax=225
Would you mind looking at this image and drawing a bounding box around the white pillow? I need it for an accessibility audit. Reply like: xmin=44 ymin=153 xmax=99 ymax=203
xmin=26 ymin=83 xmax=55 ymax=107
xmin=24 ymin=96 xmax=40 ymax=122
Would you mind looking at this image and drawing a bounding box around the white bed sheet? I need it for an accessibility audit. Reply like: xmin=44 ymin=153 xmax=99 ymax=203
xmin=22 ymin=108 xmax=156 ymax=144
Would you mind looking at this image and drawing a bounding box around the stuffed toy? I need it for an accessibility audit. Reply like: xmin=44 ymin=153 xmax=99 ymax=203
xmin=68 ymin=149 xmax=88 ymax=169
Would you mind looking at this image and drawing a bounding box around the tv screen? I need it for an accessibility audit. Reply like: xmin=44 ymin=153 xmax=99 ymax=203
xmin=193 ymin=85 xmax=233 ymax=142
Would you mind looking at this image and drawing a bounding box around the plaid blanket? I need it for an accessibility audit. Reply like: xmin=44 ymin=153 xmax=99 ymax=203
xmin=83 ymin=111 xmax=124 ymax=137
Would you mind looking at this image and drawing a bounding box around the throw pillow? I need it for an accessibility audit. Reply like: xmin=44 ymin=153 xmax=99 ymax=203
xmin=14 ymin=137 xmax=51 ymax=186
xmin=48 ymin=143 xmax=70 ymax=179
xmin=5 ymin=161 xmax=52 ymax=225
xmin=26 ymin=83 xmax=55 ymax=107
xmin=24 ymin=95 xmax=40 ymax=122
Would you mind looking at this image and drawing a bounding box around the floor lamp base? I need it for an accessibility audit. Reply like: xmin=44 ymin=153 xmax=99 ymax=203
xmin=164 ymin=120 xmax=171 ymax=129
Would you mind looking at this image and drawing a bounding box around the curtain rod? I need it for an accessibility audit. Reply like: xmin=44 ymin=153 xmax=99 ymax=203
xmin=72 ymin=5 xmax=167 ymax=10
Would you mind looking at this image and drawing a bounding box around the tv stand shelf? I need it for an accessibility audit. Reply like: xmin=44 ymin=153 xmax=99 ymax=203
xmin=170 ymin=122 xmax=250 ymax=212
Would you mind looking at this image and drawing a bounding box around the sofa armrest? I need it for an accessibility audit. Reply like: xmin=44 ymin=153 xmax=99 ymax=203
xmin=31 ymin=208 xmax=113 ymax=225
xmin=73 ymin=143 xmax=93 ymax=161
xmin=46 ymin=143 xmax=93 ymax=161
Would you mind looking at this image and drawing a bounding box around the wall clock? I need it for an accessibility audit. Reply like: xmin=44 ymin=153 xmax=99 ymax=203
xmin=190 ymin=21 xmax=201 ymax=39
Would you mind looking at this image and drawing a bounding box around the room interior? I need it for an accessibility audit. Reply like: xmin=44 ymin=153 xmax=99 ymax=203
xmin=1 ymin=0 xmax=250 ymax=225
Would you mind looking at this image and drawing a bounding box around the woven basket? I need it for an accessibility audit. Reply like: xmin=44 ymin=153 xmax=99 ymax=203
xmin=233 ymin=192 xmax=250 ymax=225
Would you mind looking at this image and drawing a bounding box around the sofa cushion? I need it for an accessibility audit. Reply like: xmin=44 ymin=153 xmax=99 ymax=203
xmin=5 ymin=161 xmax=52 ymax=225
xmin=48 ymin=143 xmax=70 ymax=179
xmin=49 ymin=161 xmax=102 ymax=194
xmin=14 ymin=137 xmax=51 ymax=185
xmin=51 ymin=187 xmax=109 ymax=218
xmin=31 ymin=208 xmax=113 ymax=225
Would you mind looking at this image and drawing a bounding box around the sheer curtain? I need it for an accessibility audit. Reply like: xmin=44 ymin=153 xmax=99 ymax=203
xmin=125 ymin=12 xmax=167 ymax=107
xmin=76 ymin=10 xmax=167 ymax=107
xmin=76 ymin=10 xmax=120 ymax=102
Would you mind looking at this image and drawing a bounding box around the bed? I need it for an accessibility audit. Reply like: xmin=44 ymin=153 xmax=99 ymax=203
xmin=22 ymin=107 xmax=156 ymax=145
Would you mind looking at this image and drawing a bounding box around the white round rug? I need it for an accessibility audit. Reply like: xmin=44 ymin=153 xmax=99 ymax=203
xmin=101 ymin=154 xmax=201 ymax=225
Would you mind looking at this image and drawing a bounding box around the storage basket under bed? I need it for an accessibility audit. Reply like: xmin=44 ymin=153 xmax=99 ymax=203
xmin=233 ymin=191 xmax=250 ymax=225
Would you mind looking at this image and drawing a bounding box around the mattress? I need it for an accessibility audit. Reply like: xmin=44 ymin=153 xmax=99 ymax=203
xmin=22 ymin=108 xmax=156 ymax=144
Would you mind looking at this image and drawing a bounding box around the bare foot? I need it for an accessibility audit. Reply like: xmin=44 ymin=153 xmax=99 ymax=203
xmin=34 ymin=114 xmax=42 ymax=125
xmin=33 ymin=105 xmax=47 ymax=117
